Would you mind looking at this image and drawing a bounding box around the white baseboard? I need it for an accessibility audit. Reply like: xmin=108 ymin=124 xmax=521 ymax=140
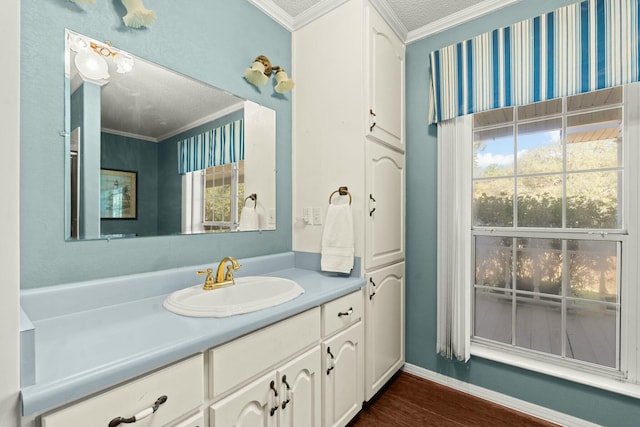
xmin=402 ymin=363 xmax=598 ymax=427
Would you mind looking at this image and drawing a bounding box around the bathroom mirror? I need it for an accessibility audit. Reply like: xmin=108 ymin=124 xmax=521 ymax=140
xmin=64 ymin=29 xmax=276 ymax=241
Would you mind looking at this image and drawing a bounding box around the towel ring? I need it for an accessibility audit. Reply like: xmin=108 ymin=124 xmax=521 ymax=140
xmin=329 ymin=186 xmax=352 ymax=205
xmin=244 ymin=193 xmax=257 ymax=208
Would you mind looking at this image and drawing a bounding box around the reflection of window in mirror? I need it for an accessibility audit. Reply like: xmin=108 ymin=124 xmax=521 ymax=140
xmin=203 ymin=162 xmax=244 ymax=232
xmin=182 ymin=162 xmax=244 ymax=234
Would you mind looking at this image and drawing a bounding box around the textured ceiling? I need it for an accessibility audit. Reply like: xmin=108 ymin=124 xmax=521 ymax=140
xmin=270 ymin=0 xmax=486 ymax=31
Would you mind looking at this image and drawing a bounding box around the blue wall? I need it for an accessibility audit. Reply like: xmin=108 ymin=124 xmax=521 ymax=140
xmin=100 ymin=133 xmax=158 ymax=237
xmin=405 ymin=0 xmax=640 ymax=424
xmin=21 ymin=0 xmax=292 ymax=287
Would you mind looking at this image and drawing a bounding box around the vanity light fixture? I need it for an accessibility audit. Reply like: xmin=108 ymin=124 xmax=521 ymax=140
xmin=244 ymin=55 xmax=295 ymax=94
xmin=70 ymin=34 xmax=134 ymax=80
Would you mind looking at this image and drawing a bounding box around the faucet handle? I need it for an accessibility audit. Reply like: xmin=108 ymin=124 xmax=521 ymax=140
xmin=197 ymin=268 xmax=215 ymax=289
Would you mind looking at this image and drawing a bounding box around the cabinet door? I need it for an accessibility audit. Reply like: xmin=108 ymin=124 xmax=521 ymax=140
xmin=172 ymin=411 xmax=204 ymax=427
xmin=366 ymin=5 xmax=405 ymax=151
xmin=322 ymin=322 xmax=364 ymax=427
xmin=277 ymin=347 xmax=322 ymax=427
xmin=365 ymin=262 xmax=405 ymax=400
xmin=210 ymin=372 xmax=278 ymax=427
xmin=365 ymin=141 xmax=405 ymax=270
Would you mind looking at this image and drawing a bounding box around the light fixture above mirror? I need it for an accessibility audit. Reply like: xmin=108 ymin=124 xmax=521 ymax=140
xmin=244 ymin=55 xmax=295 ymax=94
xmin=69 ymin=33 xmax=134 ymax=80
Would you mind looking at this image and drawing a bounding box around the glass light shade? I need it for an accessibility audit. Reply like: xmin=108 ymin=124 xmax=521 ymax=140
xmin=274 ymin=70 xmax=295 ymax=94
xmin=69 ymin=35 xmax=89 ymax=53
xmin=113 ymin=53 xmax=135 ymax=74
xmin=75 ymin=50 xmax=110 ymax=80
xmin=245 ymin=61 xmax=269 ymax=87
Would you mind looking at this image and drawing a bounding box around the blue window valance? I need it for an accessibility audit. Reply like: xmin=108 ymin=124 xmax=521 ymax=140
xmin=429 ymin=0 xmax=640 ymax=123
xmin=177 ymin=119 xmax=244 ymax=174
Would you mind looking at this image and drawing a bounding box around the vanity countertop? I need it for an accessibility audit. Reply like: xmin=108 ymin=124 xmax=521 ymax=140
xmin=20 ymin=252 xmax=365 ymax=416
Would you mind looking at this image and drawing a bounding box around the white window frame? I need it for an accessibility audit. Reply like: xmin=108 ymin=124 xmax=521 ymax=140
xmin=439 ymin=83 xmax=640 ymax=398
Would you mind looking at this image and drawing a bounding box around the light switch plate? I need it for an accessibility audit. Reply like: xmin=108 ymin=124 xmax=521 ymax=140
xmin=313 ymin=207 xmax=322 ymax=225
xmin=303 ymin=207 xmax=312 ymax=224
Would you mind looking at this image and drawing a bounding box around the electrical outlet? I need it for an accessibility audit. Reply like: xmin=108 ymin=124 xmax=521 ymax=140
xmin=313 ymin=207 xmax=322 ymax=225
xmin=303 ymin=207 xmax=312 ymax=225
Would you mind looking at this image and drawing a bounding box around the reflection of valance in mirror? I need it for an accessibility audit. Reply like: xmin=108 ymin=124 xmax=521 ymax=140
xmin=177 ymin=119 xmax=244 ymax=174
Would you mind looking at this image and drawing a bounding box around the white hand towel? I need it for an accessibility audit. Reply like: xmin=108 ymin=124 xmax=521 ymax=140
xmin=321 ymin=203 xmax=354 ymax=273
xmin=238 ymin=207 xmax=260 ymax=231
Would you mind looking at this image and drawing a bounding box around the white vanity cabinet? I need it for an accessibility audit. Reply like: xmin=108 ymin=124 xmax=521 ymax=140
xmin=35 ymin=290 xmax=366 ymax=427
xmin=210 ymin=347 xmax=321 ymax=427
xmin=40 ymin=354 xmax=204 ymax=427
xmin=293 ymin=0 xmax=406 ymax=409
xmin=321 ymin=290 xmax=364 ymax=427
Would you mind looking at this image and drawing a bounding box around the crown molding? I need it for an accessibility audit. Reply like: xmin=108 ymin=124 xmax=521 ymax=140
xmin=406 ymin=0 xmax=521 ymax=44
xmin=250 ymin=0 xmax=519 ymax=45
xmin=293 ymin=0 xmax=350 ymax=30
xmin=247 ymin=0 xmax=295 ymax=31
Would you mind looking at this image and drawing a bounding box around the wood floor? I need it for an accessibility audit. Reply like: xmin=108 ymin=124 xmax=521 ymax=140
xmin=348 ymin=371 xmax=558 ymax=427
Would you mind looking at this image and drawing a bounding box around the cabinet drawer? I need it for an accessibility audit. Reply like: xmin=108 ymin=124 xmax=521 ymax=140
xmin=41 ymin=354 xmax=204 ymax=427
xmin=209 ymin=308 xmax=321 ymax=399
xmin=322 ymin=289 xmax=364 ymax=337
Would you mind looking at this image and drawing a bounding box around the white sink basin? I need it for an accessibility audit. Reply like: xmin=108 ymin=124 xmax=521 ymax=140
xmin=163 ymin=276 xmax=305 ymax=317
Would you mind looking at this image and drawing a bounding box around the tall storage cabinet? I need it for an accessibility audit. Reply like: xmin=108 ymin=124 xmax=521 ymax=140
xmin=293 ymin=0 xmax=406 ymax=411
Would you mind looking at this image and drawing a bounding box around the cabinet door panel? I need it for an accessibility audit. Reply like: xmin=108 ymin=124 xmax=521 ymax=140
xmin=210 ymin=372 xmax=277 ymax=427
xmin=277 ymin=347 xmax=321 ymax=427
xmin=365 ymin=142 xmax=405 ymax=270
xmin=323 ymin=322 xmax=364 ymax=427
xmin=367 ymin=5 xmax=405 ymax=150
xmin=365 ymin=263 xmax=405 ymax=400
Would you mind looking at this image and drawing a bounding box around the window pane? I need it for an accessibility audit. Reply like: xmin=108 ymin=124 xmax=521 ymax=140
xmin=567 ymin=86 xmax=622 ymax=112
xmin=515 ymin=238 xmax=562 ymax=295
xmin=515 ymin=298 xmax=562 ymax=355
xmin=517 ymin=175 xmax=563 ymax=227
xmin=517 ymin=118 xmax=563 ymax=175
xmin=568 ymin=240 xmax=618 ymax=301
xmin=566 ymin=171 xmax=621 ymax=229
xmin=474 ymin=289 xmax=512 ymax=344
xmin=475 ymin=236 xmax=513 ymax=288
xmin=474 ymin=107 xmax=513 ymax=127
xmin=517 ymin=98 xmax=562 ymax=120
xmin=473 ymin=178 xmax=513 ymax=226
xmin=567 ymin=108 xmax=622 ymax=171
xmin=473 ymin=126 xmax=514 ymax=178
xmin=566 ymin=301 xmax=617 ymax=368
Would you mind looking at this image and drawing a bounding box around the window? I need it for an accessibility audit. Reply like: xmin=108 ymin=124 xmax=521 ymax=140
xmin=181 ymin=161 xmax=244 ymax=234
xmin=202 ymin=161 xmax=245 ymax=232
xmin=436 ymin=84 xmax=640 ymax=394
xmin=472 ymin=87 xmax=623 ymax=372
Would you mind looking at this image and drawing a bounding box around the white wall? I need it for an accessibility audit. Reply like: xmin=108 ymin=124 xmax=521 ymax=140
xmin=0 ymin=0 xmax=21 ymax=426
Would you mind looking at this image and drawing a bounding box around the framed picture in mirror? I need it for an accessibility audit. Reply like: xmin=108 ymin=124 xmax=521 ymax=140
xmin=100 ymin=169 xmax=137 ymax=219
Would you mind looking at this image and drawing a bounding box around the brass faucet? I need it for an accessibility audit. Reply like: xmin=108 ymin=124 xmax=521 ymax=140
xmin=198 ymin=256 xmax=241 ymax=291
